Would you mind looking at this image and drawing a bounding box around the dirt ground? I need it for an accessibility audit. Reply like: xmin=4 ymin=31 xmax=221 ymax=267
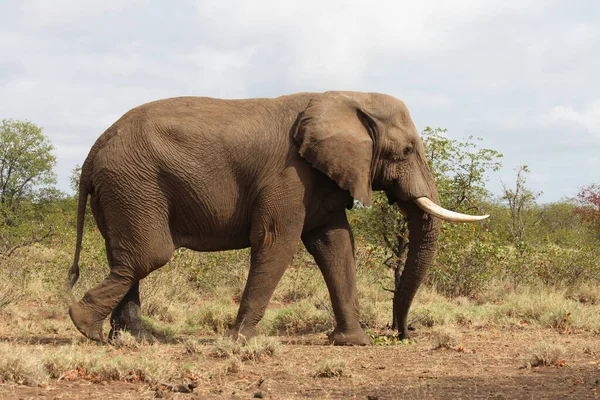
xmin=1 ymin=327 xmax=599 ymax=400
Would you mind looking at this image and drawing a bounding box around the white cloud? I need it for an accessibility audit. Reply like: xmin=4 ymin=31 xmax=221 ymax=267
xmin=20 ymin=0 xmax=142 ymax=26
xmin=178 ymin=45 xmax=255 ymax=98
xmin=540 ymin=101 xmax=600 ymax=144
xmin=195 ymin=0 xmax=543 ymax=89
xmin=586 ymin=156 xmax=599 ymax=168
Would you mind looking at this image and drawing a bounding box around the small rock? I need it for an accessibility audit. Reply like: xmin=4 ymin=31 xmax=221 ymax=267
xmin=254 ymin=391 xmax=265 ymax=398
xmin=367 ymin=395 xmax=379 ymax=400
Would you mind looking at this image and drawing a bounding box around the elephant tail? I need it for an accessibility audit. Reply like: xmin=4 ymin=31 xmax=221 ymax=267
xmin=66 ymin=125 xmax=120 ymax=295
xmin=66 ymin=172 xmax=90 ymax=292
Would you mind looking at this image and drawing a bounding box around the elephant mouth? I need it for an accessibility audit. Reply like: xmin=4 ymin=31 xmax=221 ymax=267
xmin=413 ymin=197 xmax=489 ymax=223
xmin=385 ymin=189 xmax=398 ymax=205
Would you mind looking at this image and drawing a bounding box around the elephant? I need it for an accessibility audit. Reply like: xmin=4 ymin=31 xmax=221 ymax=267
xmin=67 ymin=91 xmax=487 ymax=345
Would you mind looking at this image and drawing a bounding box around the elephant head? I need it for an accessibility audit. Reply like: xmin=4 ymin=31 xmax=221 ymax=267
xmin=294 ymin=91 xmax=487 ymax=338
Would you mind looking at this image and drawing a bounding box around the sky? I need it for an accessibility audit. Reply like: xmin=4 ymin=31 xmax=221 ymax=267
xmin=0 ymin=0 xmax=598 ymax=203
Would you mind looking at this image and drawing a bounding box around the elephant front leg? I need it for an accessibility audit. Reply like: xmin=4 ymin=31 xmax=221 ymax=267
xmin=302 ymin=211 xmax=373 ymax=346
xmin=108 ymin=282 xmax=156 ymax=343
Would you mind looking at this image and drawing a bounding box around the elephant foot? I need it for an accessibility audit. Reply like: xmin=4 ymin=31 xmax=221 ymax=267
xmin=69 ymin=301 xmax=105 ymax=342
xmin=328 ymin=327 xmax=374 ymax=346
xmin=397 ymin=329 xmax=411 ymax=341
xmin=227 ymin=325 xmax=256 ymax=343
xmin=109 ymin=313 xmax=157 ymax=344
xmin=108 ymin=325 xmax=157 ymax=344
xmin=396 ymin=321 xmax=413 ymax=341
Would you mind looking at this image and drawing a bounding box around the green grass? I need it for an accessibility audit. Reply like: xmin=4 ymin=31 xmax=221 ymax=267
xmin=184 ymin=302 xmax=237 ymax=335
xmin=141 ymin=316 xmax=179 ymax=340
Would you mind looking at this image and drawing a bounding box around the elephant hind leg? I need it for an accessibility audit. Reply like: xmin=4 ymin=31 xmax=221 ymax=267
xmin=69 ymin=237 xmax=174 ymax=342
xmin=69 ymin=268 xmax=138 ymax=342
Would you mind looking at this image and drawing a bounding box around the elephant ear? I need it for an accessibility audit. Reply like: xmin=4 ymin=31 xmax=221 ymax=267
xmin=294 ymin=92 xmax=374 ymax=206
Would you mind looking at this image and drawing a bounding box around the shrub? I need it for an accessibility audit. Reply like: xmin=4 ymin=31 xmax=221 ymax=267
xmin=428 ymin=224 xmax=502 ymax=297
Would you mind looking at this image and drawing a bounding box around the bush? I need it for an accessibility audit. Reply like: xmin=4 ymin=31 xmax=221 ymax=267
xmin=428 ymin=224 xmax=502 ymax=297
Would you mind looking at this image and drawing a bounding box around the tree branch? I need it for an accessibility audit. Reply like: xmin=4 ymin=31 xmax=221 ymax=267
xmin=3 ymin=228 xmax=54 ymax=257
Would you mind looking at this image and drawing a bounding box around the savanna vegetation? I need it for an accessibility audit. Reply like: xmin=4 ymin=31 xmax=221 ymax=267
xmin=0 ymin=120 xmax=598 ymax=398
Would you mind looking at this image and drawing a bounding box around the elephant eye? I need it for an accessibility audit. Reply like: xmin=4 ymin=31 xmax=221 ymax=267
xmin=403 ymin=146 xmax=414 ymax=157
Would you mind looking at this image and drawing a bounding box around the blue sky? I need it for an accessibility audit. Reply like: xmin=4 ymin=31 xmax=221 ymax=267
xmin=0 ymin=0 xmax=598 ymax=202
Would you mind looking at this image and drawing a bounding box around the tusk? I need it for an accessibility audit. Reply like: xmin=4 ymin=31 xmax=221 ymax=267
xmin=414 ymin=197 xmax=489 ymax=222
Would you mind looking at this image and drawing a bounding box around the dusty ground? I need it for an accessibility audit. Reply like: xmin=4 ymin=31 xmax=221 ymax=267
xmin=1 ymin=327 xmax=598 ymax=400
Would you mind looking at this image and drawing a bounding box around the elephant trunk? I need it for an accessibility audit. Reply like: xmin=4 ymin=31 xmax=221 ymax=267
xmin=393 ymin=200 xmax=441 ymax=339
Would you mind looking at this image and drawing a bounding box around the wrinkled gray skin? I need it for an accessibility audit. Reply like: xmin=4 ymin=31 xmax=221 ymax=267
xmin=67 ymin=91 xmax=441 ymax=345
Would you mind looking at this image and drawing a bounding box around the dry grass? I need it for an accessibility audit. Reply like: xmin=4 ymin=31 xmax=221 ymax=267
xmin=406 ymin=284 xmax=600 ymax=334
xmin=111 ymin=331 xmax=143 ymax=349
xmin=239 ymin=336 xmax=279 ymax=361
xmin=0 ymin=342 xmax=198 ymax=386
xmin=495 ymin=287 xmax=600 ymax=330
xmin=431 ymin=326 xmax=461 ymax=349
xmin=262 ymin=300 xmax=331 ymax=335
xmin=273 ymin=266 xmax=327 ymax=303
xmin=0 ymin=344 xmax=48 ymax=385
xmin=210 ymin=337 xmax=242 ymax=358
xmin=567 ymin=281 xmax=600 ymax=305
xmin=1 ymin=329 xmax=595 ymax=398
xmin=0 ymin=272 xmax=24 ymax=310
xmin=210 ymin=336 xmax=279 ymax=361
xmin=184 ymin=302 xmax=236 ymax=335
xmin=5 ymin=238 xmax=600 ymax=344
xmin=3 ymin=244 xmax=600 ymax=345
xmin=140 ymin=316 xmax=178 ymax=340
xmin=183 ymin=338 xmax=204 ymax=355
xmin=525 ymin=343 xmax=567 ymax=368
xmin=314 ymin=358 xmax=348 ymax=378
xmin=2 ymin=238 xmax=600 ymax=394
xmin=224 ymin=357 xmax=243 ymax=374
xmin=1 ymin=224 xmax=599 ymax=398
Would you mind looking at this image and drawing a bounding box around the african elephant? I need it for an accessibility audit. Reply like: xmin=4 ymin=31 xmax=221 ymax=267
xmin=67 ymin=91 xmax=486 ymax=345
